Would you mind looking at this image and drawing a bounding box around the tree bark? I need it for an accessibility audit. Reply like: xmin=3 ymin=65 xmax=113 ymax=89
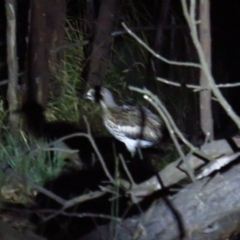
xmin=47 ymin=0 xmax=66 ymax=77
xmin=199 ymin=0 xmax=214 ymax=140
xmin=5 ymin=0 xmax=19 ymax=129
xmin=27 ymin=0 xmax=49 ymax=107
xmin=152 ymin=0 xmax=171 ymax=76
xmin=86 ymin=0 xmax=117 ymax=88
xmin=80 ymin=161 xmax=240 ymax=240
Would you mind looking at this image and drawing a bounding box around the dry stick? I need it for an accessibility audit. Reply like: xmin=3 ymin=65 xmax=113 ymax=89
xmin=156 ymin=77 xmax=240 ymax=89
xmin=181 ymin=0 xmax=240 ymax=129
xmin=121 ymin=22 xmax=201 ymax=68
xmin=31 ymin=185 xmax=66 ymax=205
xmin=40 ymin=148 xmax=78 ymax=153
xmin=119 ymin=154 xmax=136 ymax=186
xmin=83 ymin=116 xmax=115 ymax=184
xmin=40 ymin=210 xmax=121 ymax=222
xmin=43 ymin=190 xmax=107 ymax=222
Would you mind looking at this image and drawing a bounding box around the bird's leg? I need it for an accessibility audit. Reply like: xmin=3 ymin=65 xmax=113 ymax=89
xmin=137 ymin=147 xmax=143 ymax=160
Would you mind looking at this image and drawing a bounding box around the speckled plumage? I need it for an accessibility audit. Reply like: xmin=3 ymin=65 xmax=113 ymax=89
xmin=85 ymin=86 xmax=162 ymax=153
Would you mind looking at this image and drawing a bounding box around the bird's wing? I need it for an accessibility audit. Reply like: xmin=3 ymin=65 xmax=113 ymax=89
xmin=106 ymin=106 xmax=162 ymax=141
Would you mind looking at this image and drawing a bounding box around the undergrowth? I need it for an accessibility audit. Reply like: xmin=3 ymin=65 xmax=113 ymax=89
xmin=0 ymin=125 xmax=65 ymax=203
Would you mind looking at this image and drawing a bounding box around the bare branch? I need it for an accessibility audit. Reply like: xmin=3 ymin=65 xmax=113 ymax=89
xmin=122 ymin=22 xmax=201 ymax=68
xmin=156 ymin=77 xmax=240 ymax=90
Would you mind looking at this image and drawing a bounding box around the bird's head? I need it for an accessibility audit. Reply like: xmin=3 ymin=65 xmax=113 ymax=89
xmin=85 ymin=85 xmax=117 ymax=107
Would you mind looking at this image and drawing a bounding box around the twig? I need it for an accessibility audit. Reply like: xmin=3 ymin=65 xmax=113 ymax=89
xmin=119 ymin=154 xmax=136 ymax=186
xmin=31 ymin=184 xmax=65 ymax=205
xmin=156 ymin=77 xmax=240 ymax=89
xmin=196 ymin=152 xmax=240 ymax=179
xmin=0 ymin=80 xmax=9 ymax=86
xmin=43 ymin=190 xmax=106 ymax=221
xmin=121 ymin=22 xmax=201 ymax=68
xmin=40 ymin=210 xmax=121 ymax=222
xmin=83 ymin=116 xmax=115 ymax=184
xmin=50 ymin=40 xmax=89 ymax=54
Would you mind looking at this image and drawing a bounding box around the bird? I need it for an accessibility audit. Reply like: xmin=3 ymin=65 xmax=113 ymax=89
xmin=85 ymin=85 xmax=163 ymax=154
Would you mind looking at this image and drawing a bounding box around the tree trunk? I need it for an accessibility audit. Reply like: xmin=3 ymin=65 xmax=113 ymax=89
xmin=47 ymin=0 xmax=66 ymax=99
xmin=27 ymin=0 xmax=49 ymax=107
xmin=86 ymin=0 xmax=117 ymax=88
xmin=152 ymin=0 xmax=171 ymax=76
xmin=47 ymin=0 xmax=66 ymax=77
xmin=5 ymin=0 xmax=19 ymax=129
xmin=199 ymin=0 xmax=214 ymax=140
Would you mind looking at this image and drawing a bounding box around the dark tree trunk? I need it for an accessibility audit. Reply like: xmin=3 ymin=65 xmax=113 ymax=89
xmin=47 ymin=0 xmax=66 ymax=77
xmin=85 ymin=0 xmax=97 ymax=37
xmin=26 ymin=0 xmax=66 ymax=107
xmin=47 ymin=0 xmax=66 ymax=99
xmin=85 ymin=0 xmax=117 ymax=88
xmin=27 ymin=0 xmax=49 ymax=107
xmin=152 ymin=0 xmax=171 ymax=75
xmin=145 ymin=0 xmax=171 ymax=93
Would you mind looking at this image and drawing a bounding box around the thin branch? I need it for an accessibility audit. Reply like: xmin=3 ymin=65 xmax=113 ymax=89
xmin=0 ymin=80 xmax=9 ymax=86
xmin=83 ymin=116 xmax=115 ymax=184
xmin=196 ymin=152 xmax=240 ymax=180
xmin=41 ymin=210 xmax=121 ymax=222
xmin=31 ymin=184 xmax=66 ymax=205
xmin=121 ymin=22 xmax=201 ymax=68
xmin=119 ymin=154 xmax=136 ymax=186
xmin=156 ymin=77 xmax=240 ymax=89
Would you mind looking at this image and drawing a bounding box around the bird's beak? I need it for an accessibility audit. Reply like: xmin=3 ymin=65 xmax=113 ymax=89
xmin=85 ymin=89 xmax=95 ymax=101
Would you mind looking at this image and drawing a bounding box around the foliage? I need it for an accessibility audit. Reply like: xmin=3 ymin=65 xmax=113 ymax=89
xmin=0 ymin=128 xmax=65 ymax=203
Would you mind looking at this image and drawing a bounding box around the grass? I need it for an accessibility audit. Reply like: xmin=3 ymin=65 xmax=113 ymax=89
xmin=0 ymin=126 xmax=65 ymax=204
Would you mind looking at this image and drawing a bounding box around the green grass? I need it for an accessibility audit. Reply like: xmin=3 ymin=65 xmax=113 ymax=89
xmin=0 ymin=127 xmax=65 ymax=203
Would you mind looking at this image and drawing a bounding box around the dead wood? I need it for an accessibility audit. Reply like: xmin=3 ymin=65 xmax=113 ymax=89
xmin=80 ymin=159 xmax=240 ymax=240
xmin=80 ymin=137 xmax=240 ymax=240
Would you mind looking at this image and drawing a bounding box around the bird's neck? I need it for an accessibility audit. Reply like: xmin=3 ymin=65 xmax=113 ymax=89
xmin=100 ymin=98 xmax=117 ymax=108
xmin=100 ymin=101 xmax=116 ymax=120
